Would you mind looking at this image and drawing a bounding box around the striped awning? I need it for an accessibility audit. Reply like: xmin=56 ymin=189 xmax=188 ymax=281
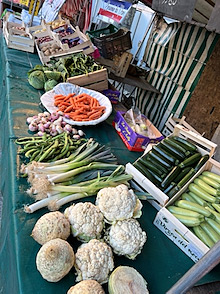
xmin=135 ymin=16 xmax=219 ymax=134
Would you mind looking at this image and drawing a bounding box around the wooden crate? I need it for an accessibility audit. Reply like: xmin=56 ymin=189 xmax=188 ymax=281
xmin=153 ymin=158 xmax=220 ymax=262
xmin=3 ymin=21 xmax=35 ymax=53
xmin=125 ymin=124 xmax=217 ymax=208
xmin=96 ymin=52 xmax=133 ymax=78
xmin=55 ymin=25 xmax=94 ymax=55
xmin=67 ymin=68 xmax=108 ymax=92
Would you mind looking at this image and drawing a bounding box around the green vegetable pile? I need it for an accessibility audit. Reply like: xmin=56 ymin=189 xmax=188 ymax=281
xmin=27 ymin=53 xmax=103 ymax=92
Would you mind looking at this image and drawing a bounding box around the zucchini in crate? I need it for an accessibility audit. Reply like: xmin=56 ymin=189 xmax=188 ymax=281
xmin=147 ymin=150 xmax=173 ymax=169
xmin=160 ymin=140 xmax=186 ymax=160
xmin=152 ymin=144 xmax=180 ymax=165
xmin=161 ymin=166 xmax=181 ymax=189
xmin=164 ymin=137 xmax=191 ymax=156
xmin=138 ymin=158 xmax=166 ymax=178
xmin=133 ymin=161 xmax=161 ymax=187
xmin=171 ymin=136 xmax=197 ymax=153
xmin=179 ymin=153 xmax=202 ymax=168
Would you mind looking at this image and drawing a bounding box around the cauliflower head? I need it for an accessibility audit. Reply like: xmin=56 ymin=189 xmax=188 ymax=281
xmin=95 ymin=184 xmax=142 ymax=223
xmin=36 ymin=238 xmax=75 ymax=282
xmin=32 ymin=211 xmax=70 ymax=245
xmin=64 ymin=202 xmax=104 ymax=242
xmin=75 ymin=239 xmax=114 ymax=284
xmin=67 ymin=280 xmax=105 ymax=294
xmin=105 ymin=218 xmax=147 ymax=260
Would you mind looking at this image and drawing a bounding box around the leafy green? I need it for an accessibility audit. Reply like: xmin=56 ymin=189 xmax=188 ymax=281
xmin=28 ymin=70 xmax=46 ymax=90
xmin=44 ymin=71 xmax=62 ymax=81
xmin=44 ymin=79 xmax=58 ymax=92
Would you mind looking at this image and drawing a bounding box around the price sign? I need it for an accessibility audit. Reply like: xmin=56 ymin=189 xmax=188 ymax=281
xmin=28 ymin=0 xmax=40 ymax=16
xmin=152 ymin=0 xmax=197 ymax=22
xmin=19 ymin=0 xmax=30 ymax=7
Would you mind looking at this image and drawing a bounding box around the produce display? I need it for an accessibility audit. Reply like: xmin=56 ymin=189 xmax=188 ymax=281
xmin=27 ymin=53 xmax=103 ymax=91
xmin=167 ymin=170 xmax=220 ymax=248
xmin=39 ymin=42 xmax=63 ymax=57
xmin=26 ymin=111 xmax=85 ymax=136
xmin=37 ymin=36 xmax=54 ymax=44
xmin=53 ymin=92 xmax=106 ymax=121
xmin=133 ymin=136 xmax=210 ymax=198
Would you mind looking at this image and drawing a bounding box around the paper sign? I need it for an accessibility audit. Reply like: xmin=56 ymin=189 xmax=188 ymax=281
xmin=98 ymin=0 xmax=132 ymax=23
xmin=28 ymin=0 xmax=40 ymax=16
xmin=19 ymin=0 xmax=30 ymax=6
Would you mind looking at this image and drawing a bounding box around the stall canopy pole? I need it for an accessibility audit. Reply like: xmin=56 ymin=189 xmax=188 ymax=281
xmin=131 ymin=12 xmax=156 ymax=64
xmin=166 ymin=240 xmax=220 ymax=294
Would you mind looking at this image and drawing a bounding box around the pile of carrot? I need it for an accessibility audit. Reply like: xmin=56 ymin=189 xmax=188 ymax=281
xmin=53 ymin=92 xmax=106 ymax=121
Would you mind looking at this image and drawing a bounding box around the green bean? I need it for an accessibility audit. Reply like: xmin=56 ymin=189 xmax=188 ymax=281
xmin=38 ymin=140 xmax=59 ymax=162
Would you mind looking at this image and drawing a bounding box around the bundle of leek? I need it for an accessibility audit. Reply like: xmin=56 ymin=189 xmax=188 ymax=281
xmin=24 ymin=165 xmax=132 ymax=213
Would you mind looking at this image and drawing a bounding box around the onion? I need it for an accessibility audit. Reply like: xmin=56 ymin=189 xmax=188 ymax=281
xmin=29 ymin=123 xmax=38 ymax=132
xmin=27 ymin=117 xmax=34 ymax=124
xmin=38 ymin=123 xmax=45 ymax=132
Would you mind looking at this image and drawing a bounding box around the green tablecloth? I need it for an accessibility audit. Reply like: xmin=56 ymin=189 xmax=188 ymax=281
xmin=0 ymin=32 xmax=219 ymax=294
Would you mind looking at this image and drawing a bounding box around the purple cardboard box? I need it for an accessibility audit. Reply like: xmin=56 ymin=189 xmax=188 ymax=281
xmin=113 ymin=111 xmax=164 ymax=151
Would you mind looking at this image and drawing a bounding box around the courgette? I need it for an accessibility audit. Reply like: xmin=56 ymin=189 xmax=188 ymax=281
xmin=167 ymin=206 xmax=204 ymax=219
xmin=188 ymin=183 xmax=217 ymax=203
xmin=138 ymin=158 xmax=165 ymax=178
xmin=141 ymin=155 xmax=168 ymax=175
xmin=164 ymin=138 xmax=191 ymax=156
xmin=175 ymin=200 xmax=211 ymax=217
xmin=172 ymin=213 xmax=202 ymax=227
xmin=159 ymin=140 xmax=186 ymax=160
xmin=194 ymin=154 xmax=209 ymax=172
xmin=202 ymin=171 xmax=220 ymax=183
xmin=163 ymin=182 xmax=176 ymax=195
xmin=147 ymin=168 xmax=163 ymax=184
xmin=193 ymin=226 xmax=215 ymax=248
xmin=152 ymin=144 xmax=179 ymax=165
xmin=179 ymin=153 xmax=201 ymax=168
xmin=205 ymin=217 xmax=220 ymax=235
xmin=181 ymin=192 xmax=197 ymax=203
xmin=200 ymin=222 xmax=220 ymax=243
xmin=176 ymin=168 xmax=196 ymax=189
xmin=167 ymin=185 xmax=180 ymax=198
xmin=161 ymin=166 xmax=181 ymax=189
xmin=205 ymin=207 xmax=220 ymax=224
xmin=188 ymin=191 xmax=210 ymax=207
xmin=199 ymin=175 xmax=220 ymax=189
xmin=171 ymin=136 xmax=197 ymax=152
xmin=133 ymin=161 xmax=160 ymax=187
xmin=173 ymin=167 xmax=191 ymax=183
xmin=148 ymin=150 xmax=173 ymax=169
xmin=194 ymin=178 xmax=220 ymax=197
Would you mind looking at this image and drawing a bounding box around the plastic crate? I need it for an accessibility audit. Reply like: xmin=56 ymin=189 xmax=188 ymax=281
xmin=92 ymin=29 xmax=132 ymax=59
xmin=87 ymin=24 xmax=118 ymax=42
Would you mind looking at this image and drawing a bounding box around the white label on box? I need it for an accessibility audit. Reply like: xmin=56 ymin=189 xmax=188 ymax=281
xmin=187 ymin=243 xmax=204 ymax=261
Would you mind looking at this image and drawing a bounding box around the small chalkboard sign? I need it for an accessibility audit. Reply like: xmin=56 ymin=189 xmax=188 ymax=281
xmin=152 ymin=0 xmax=197 ymax=22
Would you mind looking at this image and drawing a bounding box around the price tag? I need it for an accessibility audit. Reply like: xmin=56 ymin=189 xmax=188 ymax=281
xmin=19 ymin=0 xmax=30 ymax=6
xmin=28 ymin=0 xmax=40 ymax=16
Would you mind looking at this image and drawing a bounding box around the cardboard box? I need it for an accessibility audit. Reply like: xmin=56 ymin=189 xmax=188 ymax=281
xmin=125 ymin=124 xmax=217 ymax=207
xmin=153 ymin=158 xmax=220 ymax=262
xmin=113 ymin=111 xmax=164 ymax=152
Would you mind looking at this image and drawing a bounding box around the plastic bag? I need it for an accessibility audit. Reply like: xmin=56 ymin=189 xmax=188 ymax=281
xmin=123 ymin=107 xmax=156 ymax=138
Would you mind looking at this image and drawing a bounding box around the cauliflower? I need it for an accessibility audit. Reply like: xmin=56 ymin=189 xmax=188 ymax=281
xmin=32 ymin=211 xmax=70 ymax=245
xmin=95 ymin=184 xmax=142 ymax=223
xmin=75 ymin=239 xmax=114 ymax=284
xmin=105 ymin=218 xmax=147 ymax=259
xmin=67 ymin=280 xmax=105 ymax=294
xmin=64 ymin=202 xmax=104 ymax=242
xmin=36 ymin=238 xmax=75 ymax=282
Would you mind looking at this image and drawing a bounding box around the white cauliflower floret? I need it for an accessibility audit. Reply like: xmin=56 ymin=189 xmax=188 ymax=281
xmin=95 ymin=184 xmax=142 ymax=223
xmin=75 ymin=239 xmax=114 ymax=284
xmin=105 ymin=218 xmax=147 ymax=260
xmin=67 ymin=280 xmax=105 ymax=294
xmin=64 ymin=202 xmax=104 ymax=242
xmin=32 ymin=211 xmax=70 ymax=245
xmin=36 ymin=238 xmax=75 ymax=282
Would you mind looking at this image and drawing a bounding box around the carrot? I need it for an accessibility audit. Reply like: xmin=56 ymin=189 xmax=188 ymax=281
xmin=64 ymin=105 xmax=73 ymax=113
xmin=54 ymin=94 xmax=65 ymax=99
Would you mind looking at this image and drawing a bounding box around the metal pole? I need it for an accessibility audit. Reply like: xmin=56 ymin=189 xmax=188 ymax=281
xmin=166 ymin=240 xmax=220 ymax=294
xmin=29 ymin=0 xmax=38 ymax=27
